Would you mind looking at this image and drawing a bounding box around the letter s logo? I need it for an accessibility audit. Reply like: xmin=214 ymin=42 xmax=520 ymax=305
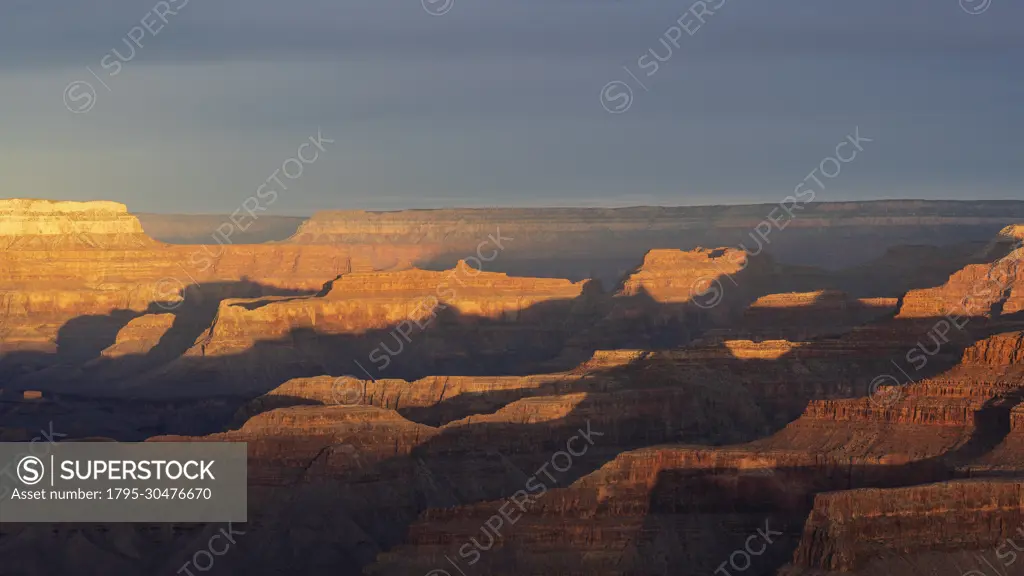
xmin=63 ymin=81 xmax=97 ymax=114
xmin=600 ymin=81 xmax=633 ymax=114
xmin=17 ymin=456 xmax=44 ymax=485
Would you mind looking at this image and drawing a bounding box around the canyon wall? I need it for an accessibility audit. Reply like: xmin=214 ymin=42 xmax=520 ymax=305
xmin=0 ymin=200 xmax=421 ymax=382
xmin=0 ymin=199 xmax=154 ymax=249
xmin=7 ymin=200 xmax=1024 ymax=576
xmin=782 ymin=481 xmax=1024 ymax=575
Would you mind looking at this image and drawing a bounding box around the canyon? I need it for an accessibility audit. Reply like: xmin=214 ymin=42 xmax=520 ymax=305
xmin=142 ymin=200 xmax=1024 ymax=288
xmin=4 ymin=199 xmax=1024 ymax=575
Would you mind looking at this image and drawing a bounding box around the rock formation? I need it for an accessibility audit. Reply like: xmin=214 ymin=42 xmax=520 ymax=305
xmin=8 ymin=201 xmax=1024 ymax=576
xmin=104 ymin=262 xmax=595 ymax=397
xmin=97 ymin=313 xmax=176 ymax=358
xmin=771 ymin=479 xmax=1024 ymax=576
xmin=0 ymin=199 xmax=154 ymax=249
xmin=897 ymin=227 xmax=1024 ymax=320
xmin=0 ymin=200 xmax=416 ymax=378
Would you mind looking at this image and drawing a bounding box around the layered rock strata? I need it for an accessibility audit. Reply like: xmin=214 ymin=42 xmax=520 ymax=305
xmin=234 ymin=349 xmax=649 ymax=426
xmin=0 ymin=200 xmax=415 ymax=381
xmin=101 ymin=262 xmax=594 ymax=397
xmin=781 ymin=480 xmax=1024 ymax=575
xmin=0 ymin=199 xmax=155 ymax=249
xmin=898 ymin=235 xmax=1024 ymax=320
xmin=8 ymin=202 xmax=1024 ymax=576
xmin=369 ymin=317 xmax=1024 ymax=576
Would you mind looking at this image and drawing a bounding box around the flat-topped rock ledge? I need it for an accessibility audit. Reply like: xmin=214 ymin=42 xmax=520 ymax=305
xmin=0 ymin=198 xmax=151 ymax=248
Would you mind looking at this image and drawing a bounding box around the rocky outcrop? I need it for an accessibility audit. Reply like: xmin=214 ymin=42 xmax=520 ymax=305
xmin=584 ymin=251 xmax=895 ymax=351
xmin=898 ymin=245 xmax=1024 ymax=320
xmin=0 ymin=240 xmax=350 ymax=362
xmin=748 ymin=328 xmax=1024 ymax=465
xmin=193 ymin=260 xmax=588 ymax=356
xmin=997 ymin=223 xmax=1024 ymax=243
xmin=784 ymin=480 xmax=1024 ymax=574
xmin=0 ymin=201 xmax=404 ymax=378
xmin=97 ymin=314 xmax=176 ymax=357
xmin=968 ymin=403 xmax=1024 ymax=474
xmin=105 ymin=262 xmax=595 ymax=397
xmin=618 ymin=248 xmax=750 ymax=303
xmin=234 ymin=349 xmax=648 ymax=426
xmin=955 ymin=333 xmax=1024 ymax=474
xmin=0 ymin=199 xmax=154 ymax=249
xmin=961 ymin=330 xmax=1024 ymax=365
xmin=561 ymin=248 xmax=778 ymax=352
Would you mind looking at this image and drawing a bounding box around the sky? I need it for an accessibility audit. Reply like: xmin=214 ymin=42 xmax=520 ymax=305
xmin=0 ymin=0 xmax=1021 ymax=214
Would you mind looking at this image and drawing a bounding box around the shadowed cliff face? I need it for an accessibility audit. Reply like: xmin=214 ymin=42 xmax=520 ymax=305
xmin=9 ymin=202 xmax=1024 ymax=576
xmin=364 ymin=319 xmax=1024 ymax=576
xmin=5 ymin=314 xmax=1023 ymax=575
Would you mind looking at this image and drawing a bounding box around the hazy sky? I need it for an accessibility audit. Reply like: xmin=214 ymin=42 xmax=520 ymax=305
xmin=1 ymin=0 xmax=1021 ymax=214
